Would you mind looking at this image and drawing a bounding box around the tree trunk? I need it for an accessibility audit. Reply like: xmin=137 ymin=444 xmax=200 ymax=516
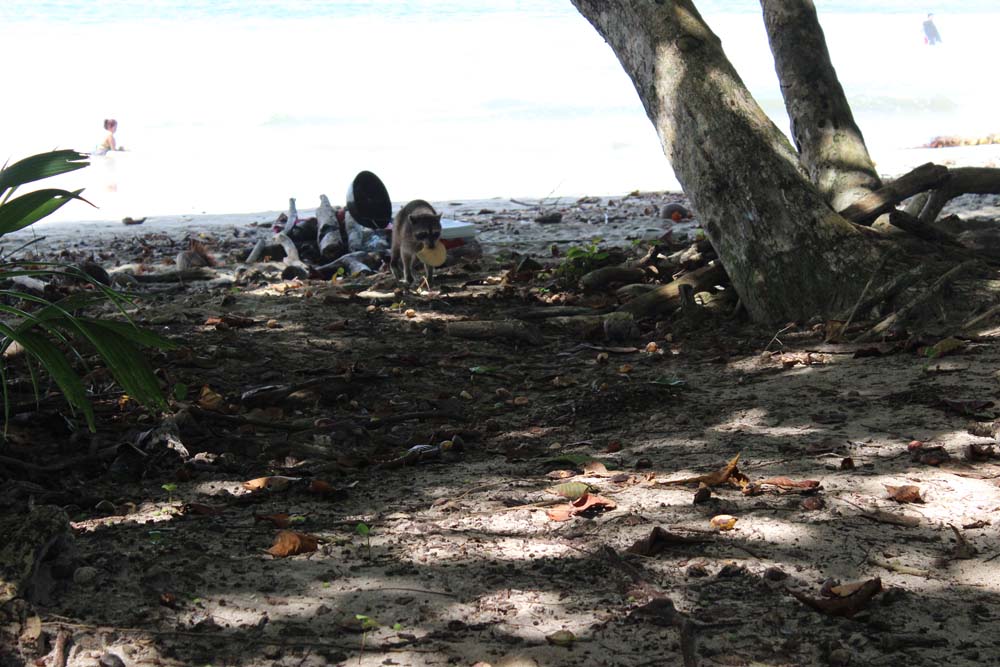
xmin=570 ymin=0 xmax=884 ymax=323
xmin=760 ymin=0 xmax=881 ymax=212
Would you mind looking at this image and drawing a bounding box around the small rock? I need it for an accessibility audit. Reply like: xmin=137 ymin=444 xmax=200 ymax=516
xmin=763 ymin=566 xmax=788 ymax=581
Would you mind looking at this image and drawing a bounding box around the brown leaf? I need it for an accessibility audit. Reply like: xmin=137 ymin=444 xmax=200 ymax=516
xmin=307 ymin=480 xmax=341 ymax=497
xmin=545 ymin=493 xmax=617 ymax=522
xmin=243 ymin=475 xmax=299 ymax=491
xmin=625 ymin=526 xmax=702 ymax=557
xmin=197 ymin=385 xmax=227 ymax=412
xmin=885 ymin=484 xmax=924 ymax=503
xmin=255 ymin=513 xmax=291 ymax=528
xmin=660 ymin=453 xmax=741 ymax=487
xmin=801 ymin=496 xmax=825 ymax=511
xmin=266 ymin=531 xmax=320 ymax=557
xmin=583 ymin=461 xmax=610 ymax=475
xmin=790 ymin=578 xmax=882 ymax=618
xmin=710 ymin=514 xmax=738 ymax=531
xmin=603 ymin=441 xmax=622 ymax=454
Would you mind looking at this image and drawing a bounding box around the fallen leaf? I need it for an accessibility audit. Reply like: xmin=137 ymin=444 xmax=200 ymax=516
xmin=626 ymin=526 xmax=703 ymax=557
xmin=266 ymin=531 xmax=320 ymax=557
xmin=243 ymin=475 xmax=300 ymax=491
xmin=582 ymin=461 xmax=609 ymax=475
xmin=545 ymin=629 xmax=576 ymax=647
xmin=923 ymin=337 xmax=965 ymax=359
xmin=829 ymin=580 xmax=869 ymax=597
xmin=909 ymin=445 xmax=950 ymax=466
xmin=790 ymin=578 xmax=882 ymax=618
xmin=545 ymin=493 xmax=617 ymax=522
xmin=548 ymin=481 xmax=593 ymax=500
xmin=968 ymin=443 xmax=998 ymax=461
xmin=197 ymin=385 xmax=227 ymax=412
xmin=618 ymin=363 xmax=633 ymax=374
xmin=710 ymin=514 xmax=738 ymax=531
xmin=801 ymin=496 xmax=825 ymax=511
xmin=660 ymin=453 xmax=742 ymax=488
xmin=603 ymin=441 xmax=622 ymax=453
xmin=255 ymin=513 xmax=292 ymax=528
xmin=308 ymin=479 xmax=341 ymax=497
xmin=885 ymin=484 xmax=924 ymax=503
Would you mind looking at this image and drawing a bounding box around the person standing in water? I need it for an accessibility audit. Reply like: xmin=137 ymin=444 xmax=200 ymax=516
xmin=923 ymin=13 xmax=942 ymax=45
xmin=95 ymin=118 xmax=124 ymax=155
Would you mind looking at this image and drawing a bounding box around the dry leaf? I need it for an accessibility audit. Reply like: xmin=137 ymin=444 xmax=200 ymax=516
xmin=829 ymin=580 xmax=869 ymax=597
xmin=545 ymin=630 xmax=576 ymax=646
xmin=545 ymin=493 xmax=617 ymax=522
xmin=243 ymin=475 xmax=299 ymax=491
xmin=626 ymin=527 xmax=702 ymax=557
xmin=924 ymin=337 xmax=965 ymax=358
xmin=790 ymin=578 xmax=882 ymax=618
xmin=197 ymin=385 xmax=227 ymax=412
xmin=885 ymin=484 xmax=924 ymax=503
xmin=266 ymin=530 xmax=320 ymax=557
xmin=661 ymin=453 xmax=741 ymax=488
xmin=255 ymin=513 xmax=291 ymax=528
xmin=582 ymin=461 xmax=609 ymax=475
xmin=603 ymin=441 xmax=622 ymax=453
xmin=618 ymin=363 xmax=633 ymax=374
xmin=308 ymin=479 xmax=340 ymax=496
xmin=548 ymin=481 xmax=592 ymax=500
xmin=710 ymin=514 xmax=738 ymax=531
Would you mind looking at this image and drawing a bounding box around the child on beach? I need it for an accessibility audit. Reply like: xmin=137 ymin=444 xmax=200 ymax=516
xmin=94 ymin=118 xmax=124 ymax=155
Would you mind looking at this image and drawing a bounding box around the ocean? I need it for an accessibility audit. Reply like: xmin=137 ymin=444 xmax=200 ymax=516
xmin=1 ymin=1 xmax=997 ymax=223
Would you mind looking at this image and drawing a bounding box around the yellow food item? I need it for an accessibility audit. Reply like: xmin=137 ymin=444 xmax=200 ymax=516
xmin=416 ymin=243 xmax=447 ymax=267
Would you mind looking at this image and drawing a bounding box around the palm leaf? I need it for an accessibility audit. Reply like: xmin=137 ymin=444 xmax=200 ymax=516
xmin=72 ymin=320 xmax=167 ymax=409
xmin=0 ymin=188 xmax=90 ymax=235
xmin=0 ymin=321 xmax=95 ymax=430
xmin=0 ymin=150 xmax=89 ymax=199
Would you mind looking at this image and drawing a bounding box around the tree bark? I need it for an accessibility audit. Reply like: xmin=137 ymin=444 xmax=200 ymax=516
xmin=570 ymin=0 xmax=884 ymax=323
xmin=760 ymin=0 xmax=881 ymax=212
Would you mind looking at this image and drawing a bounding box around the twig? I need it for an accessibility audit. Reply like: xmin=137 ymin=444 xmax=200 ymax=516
xmin=764 ymin=324 xmax=794 ymax=353
xmin=839 ymin=255 xmax=887 ymax=334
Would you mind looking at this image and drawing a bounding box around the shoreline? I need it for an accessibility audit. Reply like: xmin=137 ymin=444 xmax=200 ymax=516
xmin=8 ymin=143 xmax=998 ymax=260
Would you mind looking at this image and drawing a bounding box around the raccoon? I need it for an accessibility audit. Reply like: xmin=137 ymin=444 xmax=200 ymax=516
xmin=390 ymin=199 xmax=442 ymax=286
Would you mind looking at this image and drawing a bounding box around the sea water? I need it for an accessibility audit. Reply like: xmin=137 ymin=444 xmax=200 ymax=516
xmin=0 ymin=1 xmax=996 ymax=223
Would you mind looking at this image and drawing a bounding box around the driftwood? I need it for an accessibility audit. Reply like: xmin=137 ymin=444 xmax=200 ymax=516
xmin=445 ymin=320 xmax=543 ymax=345
xmin=618 ymin=263 xmax=727 ymax=318
xmin=317 ymin=194 xmax=345 ymax=259
xmin=919 ymin=167 xmax=1000 ymax=224
xmin=838 ymin=162 xmax=949 ymax=225
xmin=579 ymin=265 xmax=646 ymax=291
xmin=314 ymin=251 xmax=376 ymax=277
xmin=129 ymin=268 xmax=219 ymax=283
xmin=511 ymin=306 xmax=612 ymax=320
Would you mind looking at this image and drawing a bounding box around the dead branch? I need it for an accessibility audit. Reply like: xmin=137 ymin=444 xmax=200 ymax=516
xmin=579 ymin=265 xmax=646 ymax=291
xmin=919 ymin=167 xmax=1000 ymax=224
xmin=838 ymin=162 xmax=949 ymax=225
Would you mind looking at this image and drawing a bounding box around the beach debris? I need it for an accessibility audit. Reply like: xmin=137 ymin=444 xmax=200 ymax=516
xmin=535 ymin=211 xmax=563 ymax=224
xmin=317 ymin=194 xmax=346 ymax=258
xmin=416 ymin=242 xmax=447 ymax=267
xmin=660 ymin=203 xmax=691 ymax=221
xmin=121 ymin=216 xmax=146 ymax=225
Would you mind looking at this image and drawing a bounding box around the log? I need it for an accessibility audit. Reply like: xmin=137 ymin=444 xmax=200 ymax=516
xmin=317 ymin=194 xmax=344 ymax=259
xmin=918 ymin=167 xmax=1000 ymax=224
xmin=579 ymin=265 xmax=646 ymax=291
xmin=838 ymin=162 xmax=949 ymax=225
xmin=617 ymin=263 xmax=727 ymax=319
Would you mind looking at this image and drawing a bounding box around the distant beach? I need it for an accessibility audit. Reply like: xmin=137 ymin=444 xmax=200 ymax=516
xmin=1 ymin=2 xmax=997 ymax=224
